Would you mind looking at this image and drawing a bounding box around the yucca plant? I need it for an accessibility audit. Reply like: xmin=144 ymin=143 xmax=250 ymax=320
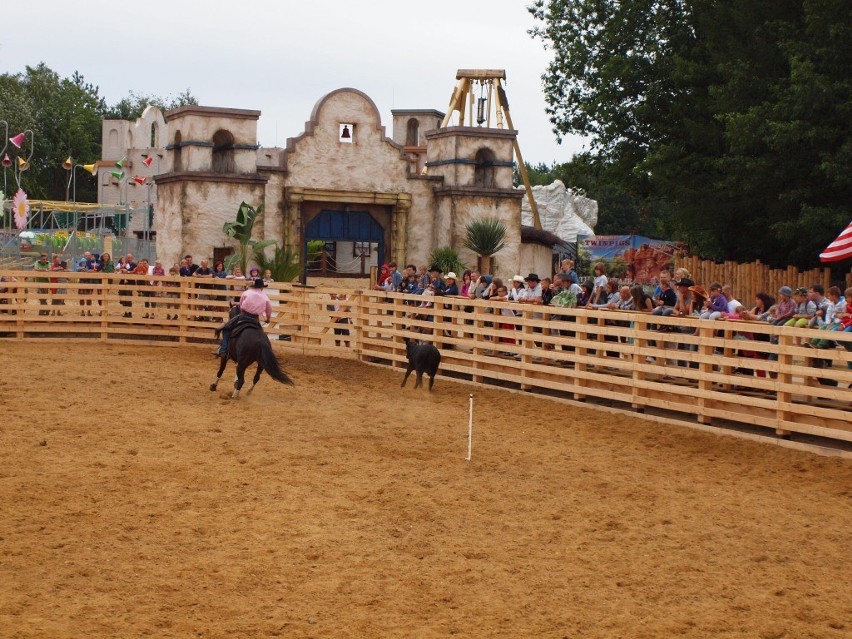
xmin=253 ymin=242 xmax=301 ymax=283
xmin=428 ymin=246 xmax=466 ymax=276
xmin=464 ymin=217 xmax=506 ymax=275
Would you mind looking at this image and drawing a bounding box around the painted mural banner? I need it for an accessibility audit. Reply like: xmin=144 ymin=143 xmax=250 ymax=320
xmin=577 ymin=235 xmax=689 ymax=284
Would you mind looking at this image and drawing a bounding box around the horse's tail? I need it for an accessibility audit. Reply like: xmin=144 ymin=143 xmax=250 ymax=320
xmin=259 ymin=339 xmax=294 ymax=386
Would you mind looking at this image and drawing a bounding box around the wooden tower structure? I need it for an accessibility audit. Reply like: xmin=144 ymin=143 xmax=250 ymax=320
xmin=438 ymin=69 xmax=541 ymax=229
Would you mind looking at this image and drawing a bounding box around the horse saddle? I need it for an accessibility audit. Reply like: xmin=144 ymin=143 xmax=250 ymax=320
xmin=230 ymin=314 xmax=262 ymax=340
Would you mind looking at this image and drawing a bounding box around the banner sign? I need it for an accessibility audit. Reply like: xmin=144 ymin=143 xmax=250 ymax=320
xmin=577 ymin=235 xmax=688 ymax=284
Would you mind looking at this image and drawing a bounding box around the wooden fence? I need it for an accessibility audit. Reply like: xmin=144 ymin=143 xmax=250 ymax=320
xmin=1 ymin=270 xmax=850 ymax=445
xmin=675 ymin=256 xmax=852 ymax=305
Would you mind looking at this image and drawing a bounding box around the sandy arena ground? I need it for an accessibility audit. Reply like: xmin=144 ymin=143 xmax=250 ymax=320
xmin=1 ymin=342 xmax=850 ymax=638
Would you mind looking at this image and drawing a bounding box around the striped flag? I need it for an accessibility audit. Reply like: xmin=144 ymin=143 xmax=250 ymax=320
xmin=820 ymin=220 xmax=852 ymax=262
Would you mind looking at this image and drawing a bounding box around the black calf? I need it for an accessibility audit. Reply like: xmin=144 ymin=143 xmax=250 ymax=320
xmin=401 ymin=338 xmax=441 ymax=391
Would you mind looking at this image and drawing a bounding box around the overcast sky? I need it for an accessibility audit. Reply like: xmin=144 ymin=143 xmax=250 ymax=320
xmin=2 ymin=0 xmax=586 ymax=164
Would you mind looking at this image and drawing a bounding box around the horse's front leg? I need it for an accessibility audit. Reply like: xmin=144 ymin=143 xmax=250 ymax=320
xmin=210 ymin=355 xmax=228 ymax=391
xmin=246 ymin=364 xmax=263 ymax=395
xmin=232 ymin=363 xmax=247 ymax=399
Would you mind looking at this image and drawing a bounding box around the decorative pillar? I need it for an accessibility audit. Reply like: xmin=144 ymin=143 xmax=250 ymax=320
xmin=392 ymin=194 xmax=411 ymax=266
xmin=284 ymin=187 xmax=304 ymax=253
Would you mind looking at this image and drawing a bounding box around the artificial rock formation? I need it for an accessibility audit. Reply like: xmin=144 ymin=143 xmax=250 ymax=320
xmin=520 ymin=179 xmax=597 ymax=243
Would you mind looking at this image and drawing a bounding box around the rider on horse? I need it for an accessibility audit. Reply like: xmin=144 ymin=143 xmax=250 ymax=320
xmin=214 ymin=277 xmax=272 ymax=356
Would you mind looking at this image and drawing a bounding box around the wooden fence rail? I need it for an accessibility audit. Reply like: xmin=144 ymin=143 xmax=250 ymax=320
xmin=675 ymin=256 xmax=852 ymax=307
xmin=1 ymin=270 xmax=850 ymax=445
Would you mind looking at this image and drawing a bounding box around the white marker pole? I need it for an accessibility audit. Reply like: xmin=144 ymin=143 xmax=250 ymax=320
xmin=466 ymin=393 xmax=473 ymax=461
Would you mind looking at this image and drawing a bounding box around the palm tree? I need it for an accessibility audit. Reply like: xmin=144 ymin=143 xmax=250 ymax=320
xmin=464 ymin=217 xmax=506 ymax=275
xmin=253 ymin=243 xmax=301 ymax=283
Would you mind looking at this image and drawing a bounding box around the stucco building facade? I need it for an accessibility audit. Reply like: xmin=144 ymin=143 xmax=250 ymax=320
xmin=103 ymin=87 xmax=554 ymax=280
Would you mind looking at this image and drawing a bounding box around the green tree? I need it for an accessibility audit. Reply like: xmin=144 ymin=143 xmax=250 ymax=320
xmin=104 ymin=89 xmax=197 ymax=121
xmin=1 ymin=64 xmax=105 ymax=200
xmin=529 ymin=0 xmax=852 ymax=269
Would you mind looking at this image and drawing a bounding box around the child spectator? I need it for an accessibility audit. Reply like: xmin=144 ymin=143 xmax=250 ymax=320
xmin=699 ymin=283 xmax=728 ymax=320
xmin=590 ymin=262 xmax=608 ymax=305
xmin=784 ymin=287 xmax=815 ymax=328
xmin=651 ymin=276 xmax=677 ymax=315
xmin=773 ymin=286 xmax=796 ymax=325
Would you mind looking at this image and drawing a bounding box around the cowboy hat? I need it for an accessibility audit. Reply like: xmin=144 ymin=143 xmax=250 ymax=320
xmin=688 ymin=285 xmax=708 ymax=298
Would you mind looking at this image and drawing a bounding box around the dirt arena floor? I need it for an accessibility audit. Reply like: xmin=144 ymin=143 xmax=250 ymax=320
xmin=1 ymin=342 xmax=850 ymax=639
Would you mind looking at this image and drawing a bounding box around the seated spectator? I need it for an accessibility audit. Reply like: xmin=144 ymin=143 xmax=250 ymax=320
xmin=459 ymin=270 xmax=474 ymax=298
xmin=417 ymin=265 xmax=430 ymax=291
xmin=773 ymin=286 xmax=797 ymax=325
xmin=443 ymin=272 xmax=460 ymax=296
xmin=630 ymin=284 xmax=654 ymax=312
xmin=540 ymin=277 xmax=554 ymax=306
xmin=784 ymin=287 xmax=816 ymax=328
xmin=651 ymin=276 xmax=678 ymax=315
xmin=673 ymin=267 xmax=691 ymax=287
xmin=508 ymin=275 xmax=525 ymax=303
xmin=608 ymin=285 xmax=635 ymax=310
xmin=688 ymin=285 xmax=708 ymax=316
xmin=427 ymin=265 xmax=447 ymax=295
xmin=470 ymin=273 xmax=493 ymax=300
xmin=400 ymin=270 xmax=419 ymax=295
xmin=590 ymin=280 xmax=620 ymax=308
xmin=673 ymin=278 xmax=695 ymax=317
xmin=722 ymin=285 xmax=742 ymax=315
xmin=490 ymin=285 xmax=518 ymax=350
xmin=652 ymin=269 xmax=672 ymax=303
xmin=699 ymin=283 xmax=728 ymax=320
xmin=739 ymin=292 xmax=776 ymax=322
xmin=518 ymin=273 xmax=543 ymax=304
xmin=560 ymin=259 xmax=580 ymax=285
xmin=577 ymin=281 xmax=593 ymax=307
xmin=808 ymin=286 xmax=844 ymax=348
xmin=179 ymin=258 xmax=194 ymax=277
xmin=808 ymin=284 xmax=834 ymax=329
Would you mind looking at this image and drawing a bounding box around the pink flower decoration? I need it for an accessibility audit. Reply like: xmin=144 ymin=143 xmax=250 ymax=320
xmin=12 ymin=189 xmax=29 ymax=230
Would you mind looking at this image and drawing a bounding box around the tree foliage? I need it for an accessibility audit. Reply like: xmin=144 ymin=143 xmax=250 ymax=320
xmin=1 ymin=63 xmax=197 ymax=202
xmin=464 ymin=217 xmax=507 ymax=257
xmin=1 ymin=64 xmax=105 ymax=200
xmin=529 ymin=0 xmax=852 ymax=269
xmin=103 ymin=89 xmax=197 ymax=121
xmin=223 ymin=201 xmax=271 ymax=275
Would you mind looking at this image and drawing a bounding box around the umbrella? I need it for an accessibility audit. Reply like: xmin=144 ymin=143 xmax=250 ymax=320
xmin=819 ymin=220 xmax=852 ymax=262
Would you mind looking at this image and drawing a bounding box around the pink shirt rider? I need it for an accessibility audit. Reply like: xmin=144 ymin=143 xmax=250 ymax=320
xmin=239 ymin=287 xmax=272 ymax=320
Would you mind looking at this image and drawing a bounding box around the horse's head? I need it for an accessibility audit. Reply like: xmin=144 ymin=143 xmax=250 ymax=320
xmin=229 ymin=303 xmax=240 ymax=319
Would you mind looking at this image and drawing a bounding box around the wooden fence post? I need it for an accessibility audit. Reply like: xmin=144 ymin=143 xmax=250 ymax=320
xmin=776 ymin=333 xmax=794 ymax=437
xmin=575 ymin=313 xmax=589 ymax=401
xmin=392 ymin=295 xmax=406 ymax=368
xmin=697 ymin=322 xmax=714 ymax=424
xmin=631 ymin=314 xmax=646 ymax=412
xmin=472 ymin=304 xmax=485 ymax=384
xmin=521 ymin=308 xmax=533 ymax=391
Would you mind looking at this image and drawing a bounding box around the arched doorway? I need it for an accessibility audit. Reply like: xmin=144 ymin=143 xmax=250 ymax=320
xmin=304 ymin=210 xmax=386 ymax=277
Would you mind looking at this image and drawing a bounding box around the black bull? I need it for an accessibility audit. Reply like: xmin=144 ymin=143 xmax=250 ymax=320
xmin=210 ymin=305 xmax=294 ymax=398
xmin=401 ymin=338 xmax=441 ymax=391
